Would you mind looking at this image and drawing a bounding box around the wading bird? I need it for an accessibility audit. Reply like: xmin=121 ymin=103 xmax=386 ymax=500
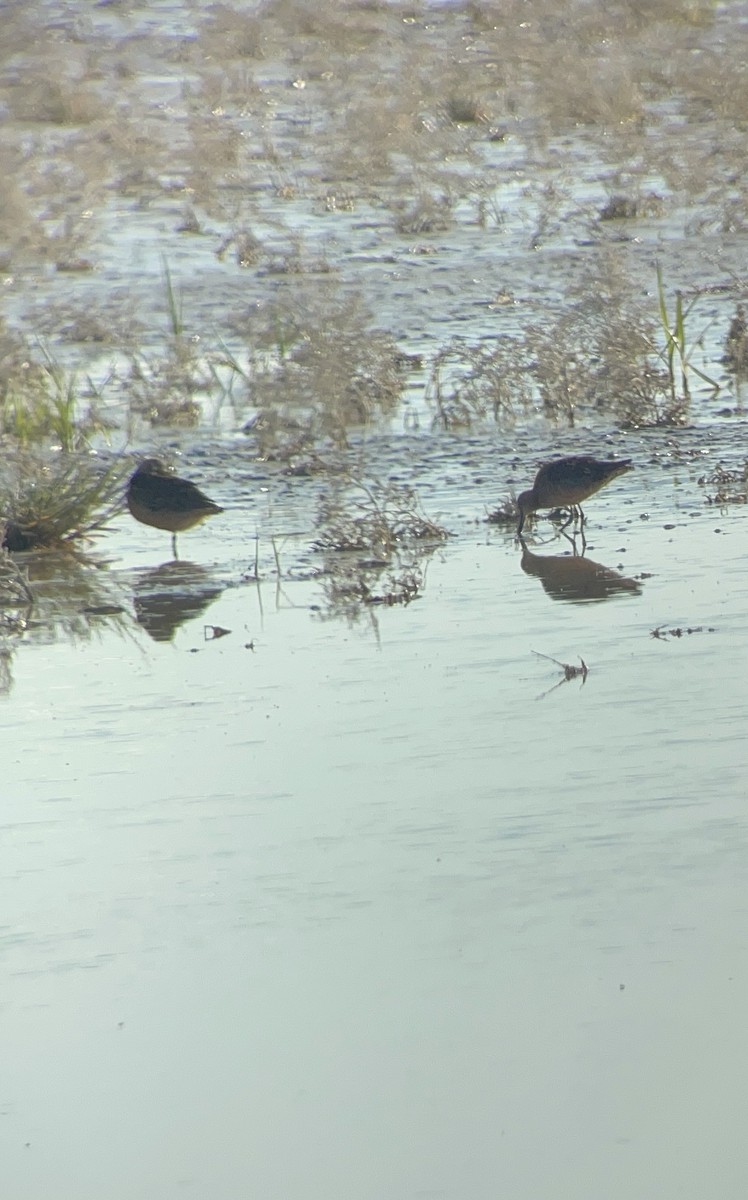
xmin=127 ymin=459 xmax=223 ymax=558
xmin=516 ymin=455 xmax=632 ymax=537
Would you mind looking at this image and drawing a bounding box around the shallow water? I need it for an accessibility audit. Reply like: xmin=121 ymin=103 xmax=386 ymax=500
xmin=3 ymin=438 xmax=748 ymax=1199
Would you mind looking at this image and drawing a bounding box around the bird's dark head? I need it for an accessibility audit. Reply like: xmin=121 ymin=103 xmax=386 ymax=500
xmin=134 ymin=458 xmax=171 ymax=478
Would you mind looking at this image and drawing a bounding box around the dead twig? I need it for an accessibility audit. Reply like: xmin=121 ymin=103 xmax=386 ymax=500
xmin=533 ymin=650 xmax=589 ymax=699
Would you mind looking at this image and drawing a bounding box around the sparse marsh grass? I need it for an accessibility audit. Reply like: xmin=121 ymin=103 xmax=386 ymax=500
xmin=161 ymin=259 xmax=184 ymax=338
xmin=654 ymin=263 xmax=720 ymax=406
xmin=565 ymin=256 xmax=684 ymax=426
xmin=312 ymin=472 xmax=446 ymax=628
xmin=426 ymin=253 xmax=726 ymax=432
xmin=0 ymin=453 xmax=130 ymax=551
xmin=0 ymin=549 xmax=33 ymax=613
xmin=524 ymin=317 xmax=590 ymax=427
xmin=217 ymin=227 xmax=264 ymax=267
xmin=241 ymin=292 xmax=410 ymax=456
xmin=0 ymin=0 xmax=736 ymax=272
xmin=537 ymin=51 xmax=644 ymax=129
xmin=393 ymin=193 xmax=454 ymax=236
xmin=198 ymin=6 xmax=264 ymax=59
xmin=0 ymin=162 xmax=34 ymax=255
xmin=598 ymin=192 xmax=666 ymax=222
xmin=124 ymin=264 xmax=215 ymax=428
xmin=185 ymin=111 xmax=243 ymax=195
xmin=0 ymin=0 xmax=746 ymax=466
xmin=486 ymin=496 xmax=518 ymax=527
xmin=126 ymin=352 xmax=204 ymax=428
xmin=246 ymin=0 xmax=389 ymax=52
xmin=1 ymin=343 xmax=114 ymax=450
xmin=313 ymin=474 xmax=449 ymax=555
xmin=698 ymin=461 xmax=748 ymax=506
xmin=427 ymin=342 xmax=531 ymax=430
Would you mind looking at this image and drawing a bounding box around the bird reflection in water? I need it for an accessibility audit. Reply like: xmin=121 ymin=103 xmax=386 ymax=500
xmin=133 ymin=561 xmax=224 ymax=642
xmin=519 ymin=538 xmax=642 ymax=603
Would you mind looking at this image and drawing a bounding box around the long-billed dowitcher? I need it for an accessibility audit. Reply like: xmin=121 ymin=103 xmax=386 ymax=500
xmin=127 ymin=459 xmax=223 ymax=558
xmin=516 ymin=455 xmax=632 ymax=536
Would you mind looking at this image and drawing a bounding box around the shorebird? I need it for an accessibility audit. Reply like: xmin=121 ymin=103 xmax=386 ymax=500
xmin=516 ymin=455 xmax=632 ymax=536
xmin=127 ymin=459 xmax=223 ymax=558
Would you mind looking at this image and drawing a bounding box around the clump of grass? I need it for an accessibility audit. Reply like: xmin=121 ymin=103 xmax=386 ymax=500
xmin=128 ymin=383 xmax=203 ymax=428
xmin=427 ymin=340 xmax=531 ymax=429
xmin=599 ymin=194 xmax=641 ymax=221
xmin=0 ymin=641 xmax=13 ymax=694
xmin=560 ymin=256 xmax=706 ymax=427
xmin=311 ymin=473 xmax=446 ymax=630
xmin=312 ymin=475 xmax=442 ymax=628
xmin=523 ymin=316 xmax=591 ymax=427
xmin=313 ymin=474 xmax=450 ymax=554
xmin=216 ymin=227 xmax=264 ymax=267
xmin=428 ymin=262 xmax=703 ymax=432
xmin=598 ymin=192 xmax=665 ymax=221
xmin=1 ymin=344 xmax=114 ymax=450
xmin=651 ymin=625 xmax=716 ymax=640
xmin=393 ymin=193 xmax=453 ymax=236
xmin=570 ymin=302 xmax=681 ymax=428
xmin=654 ymin=263 xmax=720 ymax=407
xmin=0 ymin=549 xmax=33 ymax=631
xmin=0 ymin=453 xmax=130 ymax=551
xmin=126 ymin=344 xmax=207 ymax=429
xmin=486 ymin=496 xmax=518 ymax=526
xmin=533 ymin=651 xmax=589 ymax=699
xmin=160 ymin=258 xmax=184 ymax=338
xmin=241 ymin=291 xmax=410 ymax=455
xmin=121 ymin=260 xmax=222 ymax=428
xmin=197 ymin=5 xmax=264 ymax=59
xmin=697 ymin=461 xmax=748 ymax=505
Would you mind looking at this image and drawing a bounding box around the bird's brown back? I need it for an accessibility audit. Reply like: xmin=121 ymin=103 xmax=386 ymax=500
xmin=532 ymin=456 xmax=632 ymax=508
xmin=127 ymin=461 xmax=223 ymax=533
